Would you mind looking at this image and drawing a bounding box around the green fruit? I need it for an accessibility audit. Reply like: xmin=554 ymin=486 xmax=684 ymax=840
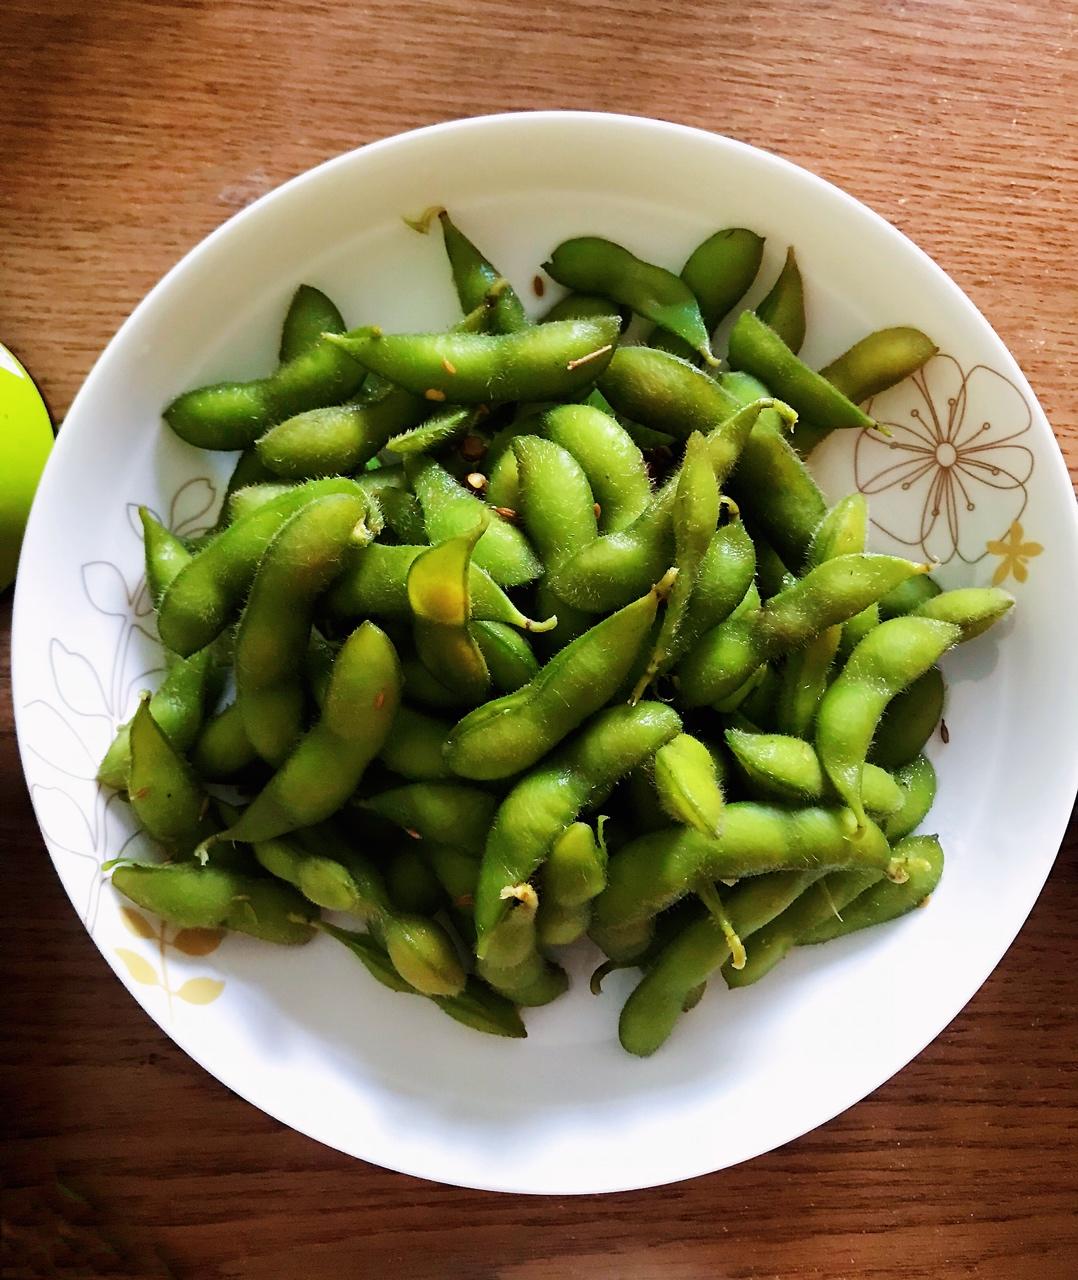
xmin=0 ymin=344 xmax=53 ymax=591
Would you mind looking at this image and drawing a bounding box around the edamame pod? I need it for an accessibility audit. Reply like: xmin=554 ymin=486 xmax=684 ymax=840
xmin=755 ymin=248 xmax=805 ymax=353
xmin=327 ymin=316 xmax=621 ymax=403
xmin=235 ymin=493 xmax=368 ymax=764
xmin=801 ymin=834 xmax=943 ymax=943
xmin=112 ymin=862 xmax=316 ymax=944
xmin=727 ymin=309 xmax=875 ymax=434
xmin=220 ymin=622 xmax=401 ymax=842
xmin=725 ymin=728 xmax=904 ymax=815
xmin=326 ymin=542 xmax=555 ymax=633
xmin=653 ymin=734 xmax=725 ymax=837
xmin=445 ymin=578 xmax=669 ymax=781
xmin=406 ymin=455 xmax=541 ymax=587
xmin=474 ymin=701 xmax=682 ymax=941
xmin=360 ymin=783 xmax=498 ymax=854
xmin=159 ymin=478 xmax=373 ymax=656
xmin=882 ymin=754 xmax=937 ymax=841
xmin=650 ymin=227 xmax=765 ymax=360
xmin=677 ymin=554 xmax=927 ymax=708
xmin=816 ymin=617 xmax=960 ymax=827
xmin=618 ymin=869 xmax=820 ymax=1056
xmin=540 ymin=404 xmax=651 ymax=533
xmin=128 ymin=695 xmax=210 ymax=854
xmin=543 ymin=237 xmax=715 ymax=362
xmin=593 ymin=807 xmax=904 ymax=937
xmin=511 ymin=436 xmax=598 ymax=566
xmin=407 ymin=523 xmax=491 ymax=704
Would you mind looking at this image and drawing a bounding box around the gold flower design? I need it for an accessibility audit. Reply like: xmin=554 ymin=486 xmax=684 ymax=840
xmin=854 ymin=355 xmax=1034 ymax=567
xmin=986 ymin=521 xmax=1043 ymax=585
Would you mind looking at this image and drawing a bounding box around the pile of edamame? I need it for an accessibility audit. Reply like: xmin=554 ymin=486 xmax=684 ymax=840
xmin=100 ymin=211 xmax=1013 ymax=1055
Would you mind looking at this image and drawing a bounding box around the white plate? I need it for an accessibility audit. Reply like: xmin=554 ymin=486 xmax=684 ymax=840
xmin=13 ymin=112 xmax=1078 ymax=1195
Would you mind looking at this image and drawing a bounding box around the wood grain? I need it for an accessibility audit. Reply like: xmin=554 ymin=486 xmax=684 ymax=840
xmin=2 ymin=1 xmax=1075 ymax=1276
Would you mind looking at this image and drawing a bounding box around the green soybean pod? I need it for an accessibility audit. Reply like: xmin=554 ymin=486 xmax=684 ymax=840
xmin=327 ymin=316 xmax=621 ymax=403
xmin=436 ymin=209 xmax=531 ymax=333
xmin=618 ymin=869 xmax=820 ymax=1056
xmin=164 ymin=325 xmax=366 ymax=451
xmin=540 ymin=404 xmax=651 ymax=533
xmin=878 ymin=573 xmax=942 ymax=620
xmin=724 ymin=728 xmax=903 ymax=816
xmin=474 ymin=884 xmax=570 ymax=1006
xmin=382 ymin=913 xmax=466 ymax=997
xmin=235 ymin=493 xmax=368 ymax=764
xmin=474 ymin=702 xmax=682 ymax=941
xmin=220 ymin=622 xmax=401 ymax=843
xmin=755 ymin=247 xmax=806 ymax=353
xmin=676 ymin=521 xmax=757 ymax=661
xmin=593 ymin=807 xmax=903 ymax=937
xmin=543 ymin=236 xmax=715 ymax=363
xmin=869 ymin=666 xmax=946 ymax=770
xmin=788 ymin=325 xmax=939 ymax=454
xmin=472 ymin=621 xmax=540 ymax=693
xmin=97 ymin=648 xmax=218 ymax=791
xmin=112 ymin=862 xmax=317 ymax=944
xmin=512 ymin=435 xmax=599 ymax=566
xmin=822 ymin=326 xmax=939 ymax=403
xmin=599 ymin=345 xmax=740 ymax=441
xmin=722 ymin=865 xmax=884 ymax=988
xmin=719 ymin=370 xmax=827 ymax=568
xmin=360 ymin=783 xmax=498 ymax=854
xmin=191 ymin=701 xmax=259 ymax=780
xmin=253 ymin=834 xmax=363 ymax=913
xmin=377 ymin=706 xmax=452 ymax=781
xmin=140 ymin=507 xmax=192 ymax=608
xmin=407 ymin=523 xmax=491 ymax=704
xmin=128 ymin=695 xmax=210 ymax=855
xmin=406 ymin=455 xmax=541 ymax=587
xmin=256 ymin=383 xmax=425 ymax=480
xmin=326 ymin=542 xmax=555 ymax=633
xmin=801 ymin=835 xmax=944 ymax=943
xmin=159 ymin=478 xmax=371 ymax=657
xmin=633 ymin=432 xmax=720 ymax=695
xmin=278 ymin=284 xmax=346 ymax=363
xmin=728 ymin=309 xmax=875 ymax=434
xmin=650 ymin=227 xmax=766 ymax=360
xmin=883 ymin=754 xmax=937 ymax=841
xmin=385 ymin=405 xmax=476 ymax=461
xmin=443 ymin=578 xmax=666 ymax=781
xmin=544 ymin=821 xmax=608 ymax=908
xmin=653 ymin=733 xmax=725 ymax=837
xmin=912 ymin=586 xmax=1014 ymax=640
xmin=816 ymin=617 xmax=960 ymax=827
xmin=676 ymin=554 xmax=927 ymax=709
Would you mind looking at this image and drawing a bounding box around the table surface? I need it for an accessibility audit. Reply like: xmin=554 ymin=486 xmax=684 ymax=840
xmin=2 ymin=1 xmax=1075 ymax=1276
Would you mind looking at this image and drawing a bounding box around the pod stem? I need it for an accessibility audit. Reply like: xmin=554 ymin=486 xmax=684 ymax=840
xmin=696 ymin=878 xmax=746 ymax=970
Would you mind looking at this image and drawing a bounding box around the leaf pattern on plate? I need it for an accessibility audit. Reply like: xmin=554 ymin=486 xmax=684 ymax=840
xmin=21 ymin=473 xmax=224 ymax=946
xmin=82 ymin=561 xmax=134 ymax=618
xmin=115 ymin=947 xmax=160 ymax=986
xmin=175 ymin=977 xmax=225 ymax=1005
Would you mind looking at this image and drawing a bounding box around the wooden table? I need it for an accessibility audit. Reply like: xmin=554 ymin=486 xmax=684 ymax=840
xmin=3 ymin=2 xmax=1075 ymax=1275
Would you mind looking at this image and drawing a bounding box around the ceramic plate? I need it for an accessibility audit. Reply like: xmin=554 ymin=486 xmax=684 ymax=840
xmin=13 ymin=112 xmax=1078 ymax=1194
